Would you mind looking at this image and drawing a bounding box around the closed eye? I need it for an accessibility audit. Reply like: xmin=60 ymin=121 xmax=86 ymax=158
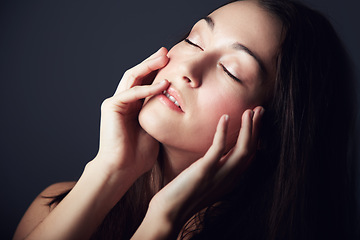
xmin=185 ymin=38 xmax=203 ymax=51
xmin=219 ymin=63 xmax=242 ymax=83
xmin=185 ymin=38 xmax=242 ymax=83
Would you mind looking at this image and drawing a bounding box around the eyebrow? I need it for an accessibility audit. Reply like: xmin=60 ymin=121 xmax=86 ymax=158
xmin=203 ymin=16 xmax=215 ymax=30
xmin=202 ymin=16 xmax=267 ymax=75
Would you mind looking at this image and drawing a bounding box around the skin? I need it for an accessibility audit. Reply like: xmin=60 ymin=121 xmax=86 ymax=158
xmin=139 ymin=0 xmax=282 ymax=181
xmin=13 ymin=1 xmax=282 ymax=239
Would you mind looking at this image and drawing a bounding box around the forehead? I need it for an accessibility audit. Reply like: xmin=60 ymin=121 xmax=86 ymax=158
xmin=208 ymin=1 xmax=282 ymax=74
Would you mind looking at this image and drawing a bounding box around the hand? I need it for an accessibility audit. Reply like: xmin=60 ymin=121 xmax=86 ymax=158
xmin=94 ymin=47 xmax=170 ymax=178
xmin=148 ymin=107 xmax=264 ymax=230
xmin=15 ymin=48 xmax=171 ymax=240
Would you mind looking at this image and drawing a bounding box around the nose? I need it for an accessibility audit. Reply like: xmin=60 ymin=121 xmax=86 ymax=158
xmin=177 ymin=53 xmax=211 ymax=88
xmin=181 ymin=76 xmax=193 ymax=85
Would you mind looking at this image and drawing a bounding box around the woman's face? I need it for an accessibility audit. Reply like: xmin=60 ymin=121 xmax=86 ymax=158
xmin=139 ymin=1 xmax=282 ymax=163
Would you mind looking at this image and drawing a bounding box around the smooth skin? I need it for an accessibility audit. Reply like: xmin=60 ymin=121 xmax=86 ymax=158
xmin=138 ymin=0 xmax=281 ymax=181
xmin=13 ymin=47 xmax=262 ymax=240
xmin=14 ymin=1 xmax=278 ymax=239
xmin=133 ymin=109 xmax=263 ymax=239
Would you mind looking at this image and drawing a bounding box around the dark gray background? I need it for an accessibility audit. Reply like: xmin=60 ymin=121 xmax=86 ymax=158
xmin=1 ymin=0 xmax=359 ymax=239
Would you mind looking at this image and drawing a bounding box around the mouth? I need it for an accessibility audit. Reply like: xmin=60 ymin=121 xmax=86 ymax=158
xmin=163 ymin=90 xmax=181 ymax=108
xmin=157 ymin=85 xmax=184 ymax=113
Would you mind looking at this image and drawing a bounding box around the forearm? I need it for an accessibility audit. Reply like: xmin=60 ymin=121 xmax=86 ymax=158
xmin=131 ymin=205 xmax=181 ymax=240
xmin=24 ymin=159 xmax=138 ymax=240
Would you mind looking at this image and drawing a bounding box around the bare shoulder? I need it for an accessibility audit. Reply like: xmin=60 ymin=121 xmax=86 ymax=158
xmin=13 ymin=181 xmax=76 ymax=240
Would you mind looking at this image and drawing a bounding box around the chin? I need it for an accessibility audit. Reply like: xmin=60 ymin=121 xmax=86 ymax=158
xmin=138 ymin=103 xmax=171 ymax=144
xmin=139 ymin=100 xmax=217 ymax=157
xmin=139 ymin=107 xmax=157 ymax=136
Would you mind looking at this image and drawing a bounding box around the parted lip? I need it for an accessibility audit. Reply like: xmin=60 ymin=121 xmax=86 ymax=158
xmin=164 ymin=84 xmax=185 ymax=112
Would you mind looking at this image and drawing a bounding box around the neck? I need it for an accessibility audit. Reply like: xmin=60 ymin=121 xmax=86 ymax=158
xmin=160 ymin=144 xmax=202 ymax=184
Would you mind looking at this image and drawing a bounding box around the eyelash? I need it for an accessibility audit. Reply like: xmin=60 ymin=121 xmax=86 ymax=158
xmin=185 ymin=38 xmax=242 ymax=83
xmin=219 ymin=63 xmax=242 ymax=83
xmin=184 ymin=38 xmax=203 ymax=50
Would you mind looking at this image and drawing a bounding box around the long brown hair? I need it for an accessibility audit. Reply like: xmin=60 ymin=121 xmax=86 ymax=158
xmin=48 ymin=0 xmax=358 ymax=239
xmin=186 ymin=0 xmax=358 ymax=239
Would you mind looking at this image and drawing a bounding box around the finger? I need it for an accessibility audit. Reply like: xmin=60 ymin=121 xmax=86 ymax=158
xmin=129 ymin=55 xmax=169 ymax=86
xmin=111 ymin=80 xmax=170 ymax=107
xmin=236 ymin=109 xmax=254 ymax=155
xmin=115 ymin=49 xmax=169 ymax=94
xmin=142 ymin=47 xmax=168 ymax=63
xmin=201 ymin=114 xmax=229 ymax=170
xmin=250 ymin=106 xmax=264 ymax=149
xmin=219 ymin=110 xmax=253 ymax=173
xmin=212 ymin=109 xmax=264 ymax=191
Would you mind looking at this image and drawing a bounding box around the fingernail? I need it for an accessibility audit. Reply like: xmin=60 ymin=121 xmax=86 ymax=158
xmin=250 ymin=110 xmax=254 ymax=119
xmin=159 ymin=79 xmax=168 ymax=85
xmin=259 ymin=107 xmax=265 ymax=116
xmin=224 ymin=114 xmax=229 ymax=122
xmin=153 ymin=55 xmax=163 ymax=60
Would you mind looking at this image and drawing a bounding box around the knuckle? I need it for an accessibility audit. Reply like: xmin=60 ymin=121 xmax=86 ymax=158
xmin=145 ymin=64 xmax=153 ymax=73
xmin=123 ymin=68 xmax=137 ymax=80
xmin=131 ymin=85 xmax=140 ymax=90
xmin=100 ymin=98 xmax=112 ymax=111
xmin=130 ymin=85 xmax=142 ymax=95
xmin=123 ymin=68 xmax=131 ymax=77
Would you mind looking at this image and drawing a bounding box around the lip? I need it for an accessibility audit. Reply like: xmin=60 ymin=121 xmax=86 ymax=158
xmin=167 ymin=86 xmax=184 ymax=109
xmin=156 ymin=85 xmax=185 ymax=113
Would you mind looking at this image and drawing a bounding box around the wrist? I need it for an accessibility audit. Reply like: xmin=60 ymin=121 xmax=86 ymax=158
xmin=92 ymin=149 xmax=151 ymax=180
xmin=148 ymin=192 xmax=193 ymax=231
xmin=23 ymin=159 xmax=142 ymax=240
xmin=80 ymin=159 xmax=138 ymax=208
xmin=88 ymin=155 xmax=140 ymax=184
xmin=132 ymin=204 xmax=179 ymax=240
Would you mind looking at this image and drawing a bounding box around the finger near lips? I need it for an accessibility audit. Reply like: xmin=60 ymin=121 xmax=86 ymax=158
xmin=112 ymin=80 xmax=170 ymax=105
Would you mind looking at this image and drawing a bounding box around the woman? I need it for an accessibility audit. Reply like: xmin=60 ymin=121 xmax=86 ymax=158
xmin=13 ymin=0 xmax=358 ymax=239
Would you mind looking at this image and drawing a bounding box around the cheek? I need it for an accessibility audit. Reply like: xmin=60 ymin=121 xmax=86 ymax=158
xmin=196 ymin=87 xmax=248 ymax=147
xmin=197 ymin=85 xmax=246 ymax=121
